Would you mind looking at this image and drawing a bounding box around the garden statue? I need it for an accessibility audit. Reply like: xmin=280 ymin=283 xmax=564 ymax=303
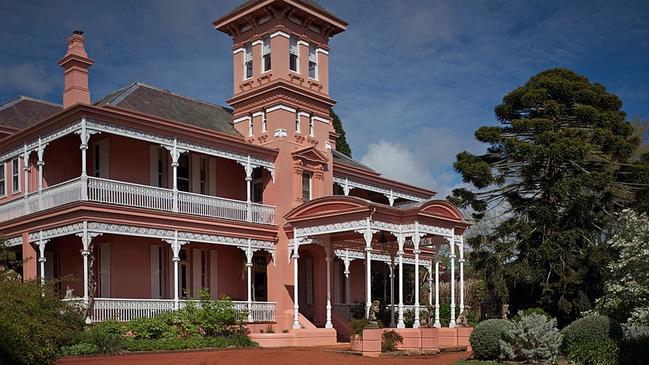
xmin=64 ymin=286 xmax=75 ymax=299
xmin=502 ymin=304 xmax=510 ymax=320
xmin=366 ymin=300 xmax=380 ymax=329
xmin=457 ymin=306 xmax=470 ymax=327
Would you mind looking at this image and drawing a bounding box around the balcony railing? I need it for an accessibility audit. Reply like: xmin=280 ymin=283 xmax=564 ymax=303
xmin=63 ymin=298 xmax=276 ymax=323
xmin=333 ymin=303 xmax=425 ymax=321
xmin=0 ymin=176 xmax=275 ymax=225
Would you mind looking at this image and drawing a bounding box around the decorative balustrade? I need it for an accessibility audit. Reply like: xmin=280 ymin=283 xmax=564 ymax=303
xmin=63 ymin=298 xmax=276 ymax=323
xmin=333 ymin=302 xmax=424 ymax=321
xmin=0 ymin=176 xmax=274 ymax=225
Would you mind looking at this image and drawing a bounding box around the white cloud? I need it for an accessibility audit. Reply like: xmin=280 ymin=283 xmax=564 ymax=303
xmin=360 ymin=140 xmax=436 ymax=189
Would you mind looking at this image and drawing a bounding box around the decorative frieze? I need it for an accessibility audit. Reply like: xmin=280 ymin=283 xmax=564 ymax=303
xmin=333 ymin=176 xmax=428 ymax=203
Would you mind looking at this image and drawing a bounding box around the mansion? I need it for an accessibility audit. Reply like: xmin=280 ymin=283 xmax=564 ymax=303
xmin=0 ymin=0 xmax=469 ymax=346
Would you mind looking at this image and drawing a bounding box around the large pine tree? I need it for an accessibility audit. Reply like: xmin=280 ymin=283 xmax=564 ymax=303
xmin=450 ymin=68 xmax=645 ymax=324
xmin=330 ymin=108 xmax=352 ymax=157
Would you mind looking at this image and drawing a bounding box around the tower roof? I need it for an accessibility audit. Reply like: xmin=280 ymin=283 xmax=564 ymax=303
xmin=214 ymin=0 xmax=347 ymax=37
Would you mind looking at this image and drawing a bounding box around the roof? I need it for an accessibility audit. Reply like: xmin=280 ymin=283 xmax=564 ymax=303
xmin=226 ymin=0 xmax=338 ymax=20
xmin=0 ymin=96 xmax=61 ymax=129
xmin=332 ymin=150 xmax=375 ymax=172
xmin=95 ymin=83 xmax=241 ymax=137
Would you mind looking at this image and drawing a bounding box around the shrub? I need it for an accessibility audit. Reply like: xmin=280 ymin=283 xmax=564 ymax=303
xmin=73 ymin=323 xmax=124 ymax=355
xmin=469 ymin=319 xmax=512 ymax=360
xmin=350 ymin=318 xmax=368 ymax=336
xmin=0 ymin=280 xmax=84 ymax=365
xmin=561 ymin=315 xmax=623 ymax=354
xmin=381 ymin=330 xmax=403 ymax=352
xmin=512 ymin=307 xmax=549 ymax=321
xmin=60 ymin=343 xmax=101 ymax=356
xmin=618 ymin=333 xmax=649 ymax=365
xmin=122 ymin=335 xmax=256 ymax=352
xmin=125 ymin=314 xmax=175 ymax=340
xmin=500 ymin=313 xmax=562 ymax=364
xmin=568 ymin=339 xmax=618 ymax=365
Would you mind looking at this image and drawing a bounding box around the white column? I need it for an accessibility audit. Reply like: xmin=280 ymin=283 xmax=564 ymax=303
xmin=434 ymin=255 xmax=441 ymax=328
xmin=22 ymin=144 xmax=30 ymax=209
xmin=387 ymin=190 xmax=395 ymax=206
xmin=428 ymin=263 xmax=433 ymax=307
xmin=342 ymin=178 xmax=350 ymax=196
xmin=343 ymin=250 xmax=352 ymax=305
xmin=76 ymin=221 xmax=102 ymax=305
xmin=412 ymin=224 xmax=421 ymax=328
xmin=77 ymin=118 xmax=94 ymax=201
xmin=37 ymin=235 xmax=48 ymax=288
xmin=292 ymin=237 xmax=301 ymax=329
xmin=360 ymin=220 xmax=374 ymax=319
xmin=397 ymin=233 xmax=405 ymax=328
xmin=459 ymin=235 xmax=465 ymax=317
xmin=165 ymin=139 xmax=184 ymax=213
xmin=244 ymin=156 xmax=253 ymax=222
xmin=37 ymin=139 xmax=47 ymax=209
xmin=165 ymin=231 xmax=186 ymax=310
xmin=389 ymin=261 xmax=396 ymax=328
xmin=449 ymin=237 xmax=457 ymax=328
xmin=325 ymin=243 xmax=333 ymax=328
xmin=243 ymin=239 xmax=256 ymax=322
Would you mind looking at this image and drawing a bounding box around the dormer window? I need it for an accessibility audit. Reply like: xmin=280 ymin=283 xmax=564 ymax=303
xmin=308 ymin=45 xmax=317 ymax=80
xmin=289 ymin=37 xmax=299 ymax=72
xmin=244 ymin=43 xmax=253 ymax=79
xmin=262 ymin=36 xmax=271 ymax=72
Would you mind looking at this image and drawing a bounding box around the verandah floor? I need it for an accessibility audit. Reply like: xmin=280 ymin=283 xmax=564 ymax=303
xmin=58 ymin=346 xmax=470 ymax=365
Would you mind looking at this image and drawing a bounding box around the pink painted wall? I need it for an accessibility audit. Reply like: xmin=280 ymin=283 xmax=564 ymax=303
xmin=349 ymin=260 xmax=366 ymax=303
xmin=42 ymin=134 xmax=82 ymax=187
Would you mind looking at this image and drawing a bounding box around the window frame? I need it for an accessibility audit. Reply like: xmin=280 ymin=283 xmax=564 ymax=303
xmin=261 ymin=36 xmax=271 ymax=73
xmin=11 ymin=158 xmax=19 ymax=193
xmin=244 ymin=43 xmax=253 ymax=80
xmin=308 ymin=45 xmax=318 ymax=80
xmin=289 ymin=37 xmax=299 ymax=73
xmin=302 ymin=172 xmax=312 ymax=202
xmin=0 ymin=162 xmax=5 ymax=197
xmin=177 ymin=153 xmax=190 ymax=192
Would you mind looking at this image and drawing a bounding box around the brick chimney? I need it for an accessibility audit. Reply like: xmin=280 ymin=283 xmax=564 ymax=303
xmin=58 ymin=31 xmax=94 ymax=108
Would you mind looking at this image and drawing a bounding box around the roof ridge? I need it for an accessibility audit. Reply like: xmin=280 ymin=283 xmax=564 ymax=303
xmin=128 ymin=82 xmax=233 ymax=113
xmin=0 ymin=96 xmax=61 ymax=111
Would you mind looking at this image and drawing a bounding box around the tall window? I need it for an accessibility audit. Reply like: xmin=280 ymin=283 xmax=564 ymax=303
xmin=177 ymin=154 xmax=190 ymax=192
xmin=309 ymin=118 xmax=315 ymax=137
xmin=201 ymin=250 xmax=208 ymax=289
xmin=248 ymin=118 xmax=254 ymax=137
xmin=156 ymin=149 xmax=165 ymax=187
xmin=289 ymin=37 xmax=299 ymax=72
xmin=199 ymin=157 xmax=208 ymax=195
xmin=11 ymin=158 xmax=19 ymax=193
xmin=244 ymin=43 xmax=253 ymax=79
xmin=261 ymin=112 xmax=267 ymax=133
xmin=0 ymin=163 xmax=5 ymax=196
xmin=252 ymin=168 xmax=263 ymax=203
xmin=308 ymin=45 xmax=317 ymax=79
xmin=302 ymin=172 xmax=312 ymax=202
xmin=262 ymin=36 xmax=271 ymax=72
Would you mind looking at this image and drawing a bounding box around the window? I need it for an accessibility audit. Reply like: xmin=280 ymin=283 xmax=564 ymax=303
xmin=201 ymin=250 xmax=208 ymax=289
xmin=295 ymin=112 xmax=301 ymax=133
xmin=302 ymin=172 xmax=312 ymax=202
xmin=150 ymin=147 xmax=167 ymax=188
xmin=262 ymin=36 xmax=271 ymax=72
xmin=199 ymin=157 xmax=208 ymax=195
xmin=92 ymin=139 xmax=109 ymax=178
xmin=289 ymin=37 xmax=299 ymax=72
xmin=0 ymin=163 xmax=5 ymax=196
xmin=244 ymin=43 xmax=253 ymax=79
xmin=93 ymin=144 xmax=101 ymax=177
xmin=252 ymin=168 xmax=263 ymax=203
xmin=308 ymin=45 xmax=317 ymax=79
xmin=248 ymin=117 xmax=254 ymax=137
xmin=177 ymin=153 xmax=190 ymax=192
xmin=11 ymin=158 xmax=19 ymax=193
xmin=261 ymin=112 xmax=267 ymax=133
xmin=309 ymin=118 xmax=315 ymax=137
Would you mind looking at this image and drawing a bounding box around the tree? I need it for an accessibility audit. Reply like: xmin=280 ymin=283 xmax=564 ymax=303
xmin=330 ymin=108 xmax=352 ymax=157
xmin=449 ymin=68 xmax=644 ymax=325
xmin=596 ymin=209 xmax=649 ymax=325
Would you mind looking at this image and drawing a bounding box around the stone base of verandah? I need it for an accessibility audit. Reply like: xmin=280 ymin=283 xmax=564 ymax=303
xmin=350 ymin=327 xmax=473 ymax=357
xmin=249 ymin=328 xmax=338 ymax=347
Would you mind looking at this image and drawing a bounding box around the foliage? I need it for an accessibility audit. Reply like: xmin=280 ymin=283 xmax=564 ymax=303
xmin=125 ymin=313 xmax=176 ymax=340
xmin=0 ymin=279 xmax=84 ymax=365
xmin=499 ymin=313 xmax=562 ymax=364
xmin=350 ymin=318 xmax=369 ymax=336
xmin=72 ymin=323 xmax=124 ymax=355
xmin=121 ymin=335 xmax=255 ymax=352
xmin=449 ymin=68 xmax=649 ymax=325
xmin=567 ymin=339 xmax=618 ymax=365
xmin=60 ymin=343 xmax=101 ymax=356
xmin=618 ymin=333 xmax=649 ymax=365
xmin=330 ymin=108 xmax=352 ymax=157
xmin=381 ymin=330 xmax=403 ymax=352
xmin=595 ymin=209 xmax=649 ymax=325
xmin=561 ymin=315 xmax=623 ymax=354
xmin=512 ymin=307 xmax=549 ymax=321
xmin=469 ymin=319 xmax=512 ymax=360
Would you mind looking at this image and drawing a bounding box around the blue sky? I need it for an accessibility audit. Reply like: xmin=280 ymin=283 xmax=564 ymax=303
xmin=1 ymin=0 xmax=648 ymax=197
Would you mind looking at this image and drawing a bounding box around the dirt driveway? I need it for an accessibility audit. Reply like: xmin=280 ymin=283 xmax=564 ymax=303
xmin=58 ymin=346 xmax=470 ymax=365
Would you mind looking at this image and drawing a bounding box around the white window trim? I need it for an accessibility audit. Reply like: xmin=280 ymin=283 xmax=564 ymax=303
xmin=308 ymin=45 xmax=318 ymax=81
xmin=244 ymin=44 xmax=253 ymax=80
xmin=260 ymin=37 xmax=271 ymax=74
xmin=11 ymin=158 xmax=20 ymax=194
xmin=262 ymin=112 xmax=267 ymax=133
xmin=289 ymin=37 xmax=300 ymax=74
xmin=248 ymin=118 xmax=254 ymax=137
xmin=0 ymin=162 xmax=6 ymax=197
xmin=309 ymin=118 xmax=315 ymax=137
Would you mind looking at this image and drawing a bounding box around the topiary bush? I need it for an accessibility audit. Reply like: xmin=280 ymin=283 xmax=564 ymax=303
xmin=381 ymin=330 xmax=403 ymax=352
xmin=500 ymin=313 xmax=562 ymax=364
xmin=469 ymin=319 xmax=512 ymax=360
xmin=568 ymin=339 xmax=618 ymax=365
xmin=561 ymin=315 xmax=623 ymax=354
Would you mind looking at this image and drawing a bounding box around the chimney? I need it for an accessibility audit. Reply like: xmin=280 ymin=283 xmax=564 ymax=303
xmin=58 ymin=31 xmax=94 ymax=108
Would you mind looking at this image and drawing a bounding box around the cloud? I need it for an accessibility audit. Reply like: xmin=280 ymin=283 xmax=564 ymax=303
xmin=0 ymin=63 xmax=58 ymax=97
xmin=360 ymin=139 xmax=436 ymax=189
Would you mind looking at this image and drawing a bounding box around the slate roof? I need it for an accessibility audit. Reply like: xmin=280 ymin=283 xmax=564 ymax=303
xmin=0 ymin=96 xmax=61 ymax=130
xmin=95 ymin=83 xmax=241 ymax=137
xmin=332 ymin=150 xmax=375 ymax=172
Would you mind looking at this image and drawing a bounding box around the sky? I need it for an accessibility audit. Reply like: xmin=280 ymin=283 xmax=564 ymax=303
xmin=1 ymin=0 xmax=649 ymax=197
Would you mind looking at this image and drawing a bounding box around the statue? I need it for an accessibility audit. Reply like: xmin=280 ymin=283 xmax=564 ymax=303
xmin=366 ymin=300 xmax=380 ymax=329
xmin=64 ymin=286 xmax=75 ymax=299
xmin=502 ymin=304 xmax=510 ymax=320
xmin=457 ymin=306 xmax=470 ymax=327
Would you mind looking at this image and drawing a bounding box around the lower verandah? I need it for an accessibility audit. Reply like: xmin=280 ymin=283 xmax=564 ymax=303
xmin=37 ymin=234 xmax=273 ymax=321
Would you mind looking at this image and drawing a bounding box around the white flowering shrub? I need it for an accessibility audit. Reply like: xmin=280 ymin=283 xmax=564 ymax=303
xmin=499 ymin=313 xmax=562 ymax=364
xmin=596 ymin=209 xmax=649 ymax=326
